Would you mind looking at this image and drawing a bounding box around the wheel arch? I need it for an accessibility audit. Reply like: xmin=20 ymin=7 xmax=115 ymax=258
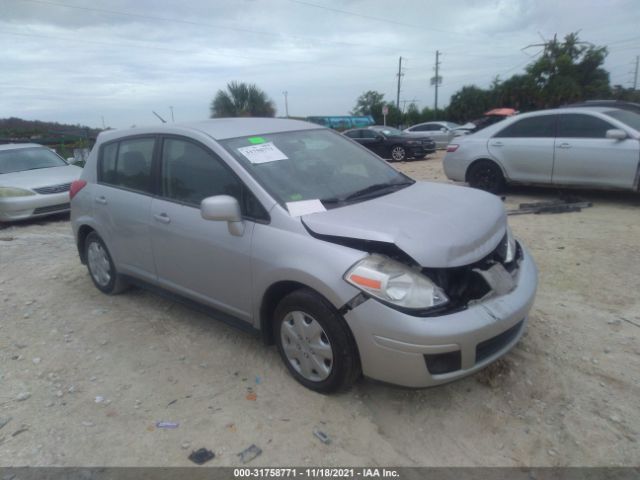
xmin=76 ymin=224 xmax=96 ymax=264
xmin=465 ymin=157 xmax=509 ymax=183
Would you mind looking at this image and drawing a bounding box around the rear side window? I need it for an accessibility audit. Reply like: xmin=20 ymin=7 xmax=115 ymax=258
xmin=160 ymin=138 xmax=268 ymax=221
xmin=557 ymin=114 xmax=614 ymax=138
xmin=344 ymin=130 xmax=361 ymax=139
xmin=99 ymin=137 xmax=155 ymax=194
xmin=494 ymin=115 xmax=556 ymax=138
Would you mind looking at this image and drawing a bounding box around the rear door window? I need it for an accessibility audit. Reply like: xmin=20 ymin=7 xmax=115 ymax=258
xmin=557 ymin=114 xmax=614 ymax=138
xmin=494 ymin=115 xmax=556 ymax=138
xmin=99 ymin=137 xmax=155 ymax=194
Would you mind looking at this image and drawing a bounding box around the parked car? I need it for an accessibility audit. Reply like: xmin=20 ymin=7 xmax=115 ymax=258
xmin=0 ymin=143 xmax=82 ymax=222
xmin=403 ymin=121 xmax=461 ymax=148
xmin=443 ymin=107 xmax=640 ymax=193
xmin=343 ymin=126 xmax=435 ymax=161
xmin=71 ymin=118 xmax=537 ymax=392
xmin=566 ymin=100 xmax=640 ymax=114
xmin=453 ymin=108 xmax=519 ymax=136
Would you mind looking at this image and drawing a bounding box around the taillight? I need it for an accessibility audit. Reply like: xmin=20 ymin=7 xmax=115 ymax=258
xmin=69 ymin=180 xmax=87 ymax=200
xmin=446 ymin=144 xmax=459 ymax=152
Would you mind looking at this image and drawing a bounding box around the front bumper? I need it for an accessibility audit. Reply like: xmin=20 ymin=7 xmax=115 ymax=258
xmin=344 ymin=247 xmax=538 ymax=387
xmin=0 ymin=192 xmax=71 ymax=222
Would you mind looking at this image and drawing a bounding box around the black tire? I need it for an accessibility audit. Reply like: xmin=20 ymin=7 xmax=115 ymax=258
xmin=390 ymin=145 xmax=407 ymax=162
xmin=85 ymin=232 xmax=128 ymax=295
xmin=274 ymin=288 xmax=361 ymax=393
xmin=467 ymin=159 xmax=506 ymax=193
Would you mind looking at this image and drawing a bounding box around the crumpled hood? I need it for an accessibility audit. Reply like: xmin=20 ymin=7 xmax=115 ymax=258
xmin=0 ymin=165 xmax=82 ymax=189
xmin=302 ymin=181 xmax=506 ymax=268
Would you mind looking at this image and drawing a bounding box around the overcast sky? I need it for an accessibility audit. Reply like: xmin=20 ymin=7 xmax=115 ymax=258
xmin=2 ymin=0 xmax=639 ymax=128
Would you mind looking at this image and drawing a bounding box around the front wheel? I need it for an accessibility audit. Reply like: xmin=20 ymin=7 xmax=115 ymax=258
xmin=85 ymin=232 xmax=128 ymax=294
xmin=467 ymin=160 xmax=505 ymax=193
xmin=274 ymin=289 xmax=361 ymax=393
xmin=390 ymin=145 xmax=407 ymax=162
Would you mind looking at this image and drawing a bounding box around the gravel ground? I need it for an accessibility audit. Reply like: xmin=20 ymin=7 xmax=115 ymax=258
xmin=0 ymin=151 xmax=638 ymax=466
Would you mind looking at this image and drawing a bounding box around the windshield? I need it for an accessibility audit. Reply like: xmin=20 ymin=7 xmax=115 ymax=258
xmin=605 ymin=109 xmax=640 ymax=132
xmin=372 ymin=126 xmax=404 ymax=136
xmin=0 ymin=147 xmax=67 ymax=174
xmin=221 ymin=129 xmax=413 ymax=207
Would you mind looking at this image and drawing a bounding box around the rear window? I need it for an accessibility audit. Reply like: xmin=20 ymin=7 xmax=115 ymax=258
xmin=604 ymin=109 xmax=640 ymax=132
xmin=98 ymin=137 xmax=155 ymax=194
xmin=494 ymin=115 xmax=556 ymax=138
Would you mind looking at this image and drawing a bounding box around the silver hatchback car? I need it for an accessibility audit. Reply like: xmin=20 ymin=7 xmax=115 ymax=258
xmin=71 ymin=118 xmax=537 ymax=392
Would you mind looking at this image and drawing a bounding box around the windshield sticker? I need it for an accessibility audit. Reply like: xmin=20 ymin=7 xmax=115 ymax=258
xmin=289 ymin=193 xmax=303 ymax=201
xmin=237 ymin=142 xmax=288 ymax=164
xmin=286 ymin=199 xmax=327 ymax=217
xmin=248 ymin=136 xmax=266 ymax=144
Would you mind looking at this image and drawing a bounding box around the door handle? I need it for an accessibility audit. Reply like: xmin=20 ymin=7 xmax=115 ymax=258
xmin=153 ymin=213 xmax=171 ymax=224
xmin=556 ymin=143 xmax=571 ymax=149
xmin=94 ymin=196 xmax=107 ymax=205
xmin=490 ymin=141 xmax=503 ymax=147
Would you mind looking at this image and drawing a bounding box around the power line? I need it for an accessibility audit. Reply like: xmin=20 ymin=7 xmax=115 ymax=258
xmin=14 ymin=0 xmax=422 ymax=55
xmin=0 ymin=29 xmax=396 ymax=71
xmin=287 ymin=0 xmax=460 ymax=35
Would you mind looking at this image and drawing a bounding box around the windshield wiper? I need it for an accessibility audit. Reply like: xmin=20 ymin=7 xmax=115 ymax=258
xmin=342 ymin=180 xmax=413 ymax=202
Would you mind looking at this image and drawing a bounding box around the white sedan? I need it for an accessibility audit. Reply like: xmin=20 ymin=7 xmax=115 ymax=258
xmin=0 ymin=143 xmax=82 ymax=222
xmin=443 ymin=107 xmax=640 ymax=193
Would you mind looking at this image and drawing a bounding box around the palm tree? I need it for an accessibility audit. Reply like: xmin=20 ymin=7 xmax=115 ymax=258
xmin=210 ymin=81 xmax=276 ymax=118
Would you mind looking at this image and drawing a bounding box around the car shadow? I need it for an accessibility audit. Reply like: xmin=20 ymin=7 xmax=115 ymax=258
xmin=0 ymin=212 xmax=70 ymax=230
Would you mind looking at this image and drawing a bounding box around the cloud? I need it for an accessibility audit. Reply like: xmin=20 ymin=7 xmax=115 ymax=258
xmin=1 ymin=0 xmax=638 ymax=127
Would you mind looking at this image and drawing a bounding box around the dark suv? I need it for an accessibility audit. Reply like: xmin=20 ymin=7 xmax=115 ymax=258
xmin=344 ymin=126 xmax=436 ymax=161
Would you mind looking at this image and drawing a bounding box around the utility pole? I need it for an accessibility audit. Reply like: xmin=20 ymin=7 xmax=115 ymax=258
xmin=169 ymin=106 xmax=174 ymax=123
xmin=434 ymin=50 xmax=441 ymax=118
xmin=282 ymin=91 xmax=289 ymax=117
xmin=634 ymin=56 xmax=639 ymax=90
xmin=396 ymin=56 xmax=403 ymax=109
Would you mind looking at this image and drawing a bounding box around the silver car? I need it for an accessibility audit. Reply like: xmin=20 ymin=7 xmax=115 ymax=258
xmin=70 ymin=118 xmax=537 ymax=392
xmin=443 ymin=107 xmax=640 ymax=193
xmin=0 ymin=143 xmax=82 ymax=222
xmin=404 ymin=121 xmax=461 ymax=148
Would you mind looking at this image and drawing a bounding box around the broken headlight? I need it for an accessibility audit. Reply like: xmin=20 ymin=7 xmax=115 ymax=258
xmin=344 ymin=254 xmax=449 ymax=310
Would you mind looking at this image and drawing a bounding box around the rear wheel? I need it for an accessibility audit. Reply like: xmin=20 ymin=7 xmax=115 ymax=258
xmin=467 ymin=159 xmax=505 ymax=193
xmin=390 ymin=145 xmax=407 ymax=162
xmin=274 ymin=289 xmax=360 ymax=393
xmin=85 ymin=232 xmax=128 ymax=294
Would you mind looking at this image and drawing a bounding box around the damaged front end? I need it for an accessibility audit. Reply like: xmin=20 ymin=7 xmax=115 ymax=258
xmin=308 ymin=225 xmax=523 ymax=318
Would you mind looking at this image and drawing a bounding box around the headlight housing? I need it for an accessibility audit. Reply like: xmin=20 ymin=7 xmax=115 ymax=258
xmin=344 ymin=254 xmax=449 ymax=310
xmin=0 ymin=187 xmax=35 ymax=198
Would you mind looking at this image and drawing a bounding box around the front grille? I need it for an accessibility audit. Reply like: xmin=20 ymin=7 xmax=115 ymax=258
xmin=33 ymin=203 xmax=70 ymax=214
xmin=424 ymin=350 xmax=461 ymax=375
xmin=475 ymin=320 xmax=524 ymax=364
xmin=33 ymin=183 xmax=71 ymax=194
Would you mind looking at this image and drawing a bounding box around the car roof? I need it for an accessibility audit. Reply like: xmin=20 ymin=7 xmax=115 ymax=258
xmin=0 ymin=143 xmax=46 ymax=151
xmin=97 ymin=118 xmax=321 ymax=143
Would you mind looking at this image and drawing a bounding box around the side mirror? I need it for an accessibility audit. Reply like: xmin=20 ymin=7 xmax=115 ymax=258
xmin=606 ymin=129 xmax=627 ymax=140
xmin=200 ymin=195 xmax=244 ymax=236
xmin=376 ymin=134 xmax=385 ymax=141
xmin=440 ymin=128 xmax=447 ymax=133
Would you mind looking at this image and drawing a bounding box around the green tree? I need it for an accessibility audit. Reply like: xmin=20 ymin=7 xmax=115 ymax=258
xmin=404 ymin=102 xmax=421 ymax=126
xmin=526 ymin=33 xmax=609 ymax=107
xmin=446 ymin=86 xmax=494 ymax=123
xmin=351 ymin=90 xmax=386 ymax=123
xmin=446 ymin=33 xmax=612 ymax=122
xmin=210 ymin=81 xmax=276 ymax=118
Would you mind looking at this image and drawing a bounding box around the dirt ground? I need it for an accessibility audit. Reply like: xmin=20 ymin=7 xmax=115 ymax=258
xmin=0 ymin=151 xmax=639 ymax=467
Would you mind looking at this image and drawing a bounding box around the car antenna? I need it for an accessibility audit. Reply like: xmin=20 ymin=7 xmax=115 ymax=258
xmin=152 ymin=111 xmax=167 ymax=123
